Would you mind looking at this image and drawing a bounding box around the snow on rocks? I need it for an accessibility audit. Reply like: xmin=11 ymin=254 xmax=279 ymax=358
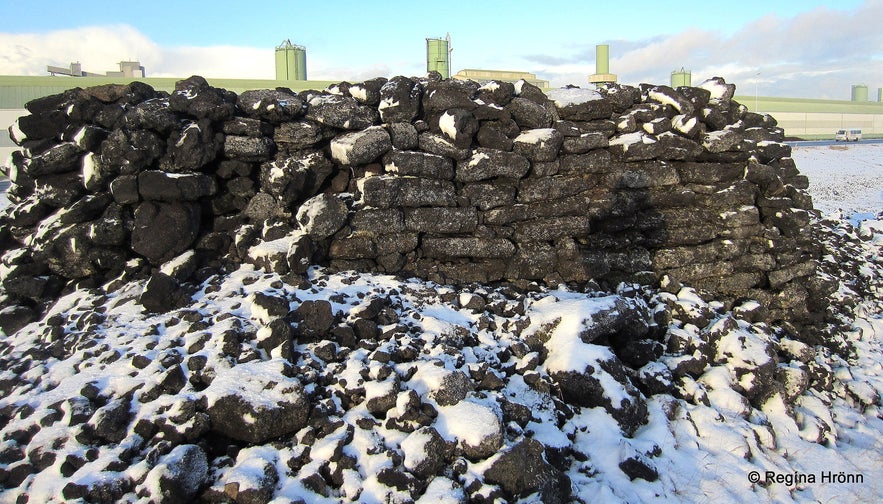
xmin=0 ymin=245 xmax=881 ymax=502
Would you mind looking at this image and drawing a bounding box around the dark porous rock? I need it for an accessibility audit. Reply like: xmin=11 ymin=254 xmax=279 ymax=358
xmin=251 ymin=291 xmax=290 ymax=322
xmin=386 ymin=122 xmax=419 ymax=150
xmin=460 ymin=182 xmax=516 ymax=210
xmin=401 ymin=426 xmax=447 ymax=478
xmin=273 ymin=119 xmax=329 ymax=151
xmin=383 ymin=149 xmax=454 ymax=180
xmin=222 ymin=116 xmax=275 ymax=138
xmin=131 ymin=201 xmax=202 ymax=265
xmin=422 ymin=237 xmax=516 ymax=259
xmin=88 ymin=398 xmax=132 ymax=443
xmin=123 ymin=97 xmax=179 ymax=134
xmin=550 ymin=354 xmax=649 ymax=436
xmin=221 ymin=457 xmax=279 ymax=504
xmin=405 ymin=207 xmax=477 ymax=234
xmin=547 ymin=87 xmax=613 ymax=121
xmin=223 ymin=135 xmax=276 ymax=162
xmin=12 ymin=108 xmax=70 ymax=143
xmin=110 ymin=174 xmax=140 ymax=205
xmin=455 ymin=148 xmax=530 ymax=183
xmin=259 ymin=152 xmax=333 ymax=207
xmin=296 ymin=193 xmax=349 ymax=240
xmin=433 ymin=108 xmax=479 ymax=148
xmin=375 ymin=466 xmax=418 ymax=493
xmin=237 ymin=88 xmax=305 ymax=123
xmin=244 ymin=192 xmax=284 ymax=223
xmin=287 ymin=234 xmax=316 ymax=274
xmin=144 ymin=444 xmax=209 ymax=503
xmin=431 ymin=370 xmax=473 ymax=406
xmin=137 ymin=170 xmax=217 ymax=202
xmin=562 ymin=132 xmax=609 ymax=154
xmin=646 ymin=85 xmax=694 ymax=115
xmin=63 ymin=473 xmax=133 ymax=503
xmin=0 ymin=305 xmax=37 ymax=336
xmin=205 ymin=363 xmax=309 ymax=444
xmin=99 ymin=128 xmax=166 ymax=174
xmin=293 ymin=300 xmax=334 ymax=339
xmin=33 ymin=171 xmax=86 ymax=208
xmin=483 ymin=438 xmax=572 ymax=503
xmin=365 ymin=377 xmax=400 ymax=415
xmin=349 ymin=77 xmax=388 ymax=106
xmin=306 ymin=93 xmax=378 ymax=130
xmin=160 ymin=119 xmax=222 ymax=172
xmin=512 ymin=128 xmax=564 ymax=162
xmin=23 ymin=142 xmax=82 ymax=177
xmin=361 ymin=175 xmax=457 ymax=208
xmin=476 ymin=123 xmax=515 ymax=151
xmin=475 ymin=80 xmax=516 ymax=106
xmin=378 ymin=76 xmax=423 ymax=123
xmin=140 ymin=271 xmax=183 ymax=313
xmin=619 ymin=451 xmax=659 ymax=482
xmin=330 ymin=126 xmax=391 ymax=166
xmin=168 ymin=75 xmax=236 ymax=121
xmin=257 ymin=318 xmax=294 ymax=356
xmin=422 ymin=80 xmax=478 ymax=112
xmin=505 ymin=97 xmax=553 ymax=129
xmin=417 ymin=132 xmax=471 ymax=161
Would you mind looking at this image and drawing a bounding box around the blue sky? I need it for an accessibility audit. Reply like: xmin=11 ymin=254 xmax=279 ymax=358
xmin=1 ymin=0 xmax=881 ymax=99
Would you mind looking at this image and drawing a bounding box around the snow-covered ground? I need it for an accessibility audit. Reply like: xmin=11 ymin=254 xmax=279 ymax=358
xmin=791 ymin=142 xmax=883 ymax=220
xmin=0 ymin=145 xmax=881 ymax=503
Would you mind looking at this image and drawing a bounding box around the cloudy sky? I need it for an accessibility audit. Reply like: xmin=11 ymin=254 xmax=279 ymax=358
xmin=1 ymin=0 xmax=881 ymax=100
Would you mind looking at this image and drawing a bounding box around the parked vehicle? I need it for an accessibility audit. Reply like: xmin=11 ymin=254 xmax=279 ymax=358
xmin=835 ymin=129 xmax=862 ymax=141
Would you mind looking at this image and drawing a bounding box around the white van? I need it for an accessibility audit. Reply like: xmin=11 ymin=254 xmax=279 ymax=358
xmin=835 ymin=129 xmax=862 ymax=141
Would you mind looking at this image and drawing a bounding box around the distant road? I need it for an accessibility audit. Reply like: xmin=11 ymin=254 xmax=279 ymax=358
xmin=788 ymin=139 xmax=883 ymax=147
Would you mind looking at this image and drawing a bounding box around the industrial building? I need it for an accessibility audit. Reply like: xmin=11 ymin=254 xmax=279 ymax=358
xmin=452 ymin=69 xmax=549 ymax=89
xmin=1 ymin=38 xmax=882 ymax=163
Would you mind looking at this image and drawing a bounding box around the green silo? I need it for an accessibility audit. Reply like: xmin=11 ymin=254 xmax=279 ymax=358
xmin=851 ymin=84 xmax=868 ymax=102
xmin=426 ymin=36 xmax=451 ymax=79
xmin=671 ymin=68 xmax=691 ymax=88
xmin=275 ymin=39 xmax=307 ymax=81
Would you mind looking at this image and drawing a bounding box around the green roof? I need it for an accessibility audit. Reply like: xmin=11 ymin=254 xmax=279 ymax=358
xmin=0 ymin=75 xmax=338 ymax=109
xmin=734 ymin=94 xmax=883 ymax=114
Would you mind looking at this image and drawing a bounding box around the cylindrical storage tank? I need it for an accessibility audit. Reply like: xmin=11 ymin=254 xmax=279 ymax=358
xmin=596 ymin=44 xmax=610 ymax=75
xmin=878 ymin=88 xmax=882 ymax=102
xmin=426 ymin=38 xmax=450 ymax=79
xmin=293 ymin=46 xmax=307 ymax=80
xmin=851 ymin=84 xmax=868 ymax=102
xmin=275 ymin=40 xmax=307 ymax=80
xmin=671 ymin=68 xmax=691 ymax=88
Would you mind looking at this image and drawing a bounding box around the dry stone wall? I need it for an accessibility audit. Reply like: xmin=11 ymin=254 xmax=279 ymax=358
xmin=0 ymin=74 xmax=832 ymax=336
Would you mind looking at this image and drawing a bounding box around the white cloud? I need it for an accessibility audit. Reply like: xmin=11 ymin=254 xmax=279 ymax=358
xmin=4 ymin=2 xmax=883 ymax=101
xmin=0 ymin=24 xmax=410 ymax=83
xmin=532 ymin=1 xmax=883 ymax=99
xmin=0 ymin=25 xmax=161 ymax=76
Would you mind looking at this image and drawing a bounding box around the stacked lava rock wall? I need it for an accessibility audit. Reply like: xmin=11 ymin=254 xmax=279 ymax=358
xmin=0 ymin=74 xmax=831 ymax=336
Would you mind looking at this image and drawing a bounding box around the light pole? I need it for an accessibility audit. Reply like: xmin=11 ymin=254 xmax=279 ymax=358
xmin=754 ymin=72 xmax=761 ymax=113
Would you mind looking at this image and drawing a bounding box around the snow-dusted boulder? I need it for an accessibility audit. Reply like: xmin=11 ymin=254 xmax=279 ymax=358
xmin=455 ymin=148 xmax=529 ymax=182
xmin=203 ymin=359 xmax=309 ymax=444
xmin=434 ymin=399 xmax=502 ymax=459
xmin=378 ymin=76 xmax=423 ymax=123
xmin=483 ymin=438 xmax=572 ymax=503
xmin=512 ymin=128 xmax=563 ymax=162
xmin=295 ymin=193 xmax=348 ymax=240
xmin=330 ymin=125 xmax=391 ymax=165
xmin=306 ymin=93 xmax=378 ymax=130
xmin=237 ymin=88 xmax=305 ymax=123
xmin=400 ymin=426 xmax=448 ymax=478
xmin=547 ymin=87 xmax=612 ymax=121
